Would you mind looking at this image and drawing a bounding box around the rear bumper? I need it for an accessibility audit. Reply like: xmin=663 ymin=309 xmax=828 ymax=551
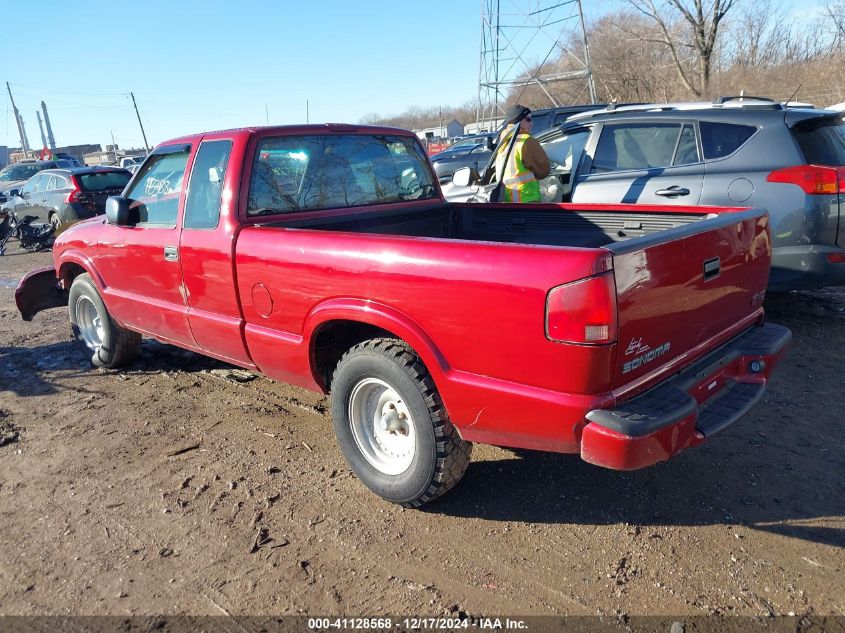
xmin=769 ymin=245 xmax=845 ymax=291
xmin=581 ymin=322 xmax=791 ymax=470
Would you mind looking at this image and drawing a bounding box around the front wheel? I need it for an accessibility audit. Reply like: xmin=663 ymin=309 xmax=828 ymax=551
xmin=68 ymin=273 xmax=141 ymax=368
xmin=330 ymin=338 xmax=472 ymax=507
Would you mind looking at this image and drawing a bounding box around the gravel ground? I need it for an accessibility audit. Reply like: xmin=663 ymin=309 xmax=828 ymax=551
xmin=0 ymin=243 xmax=842 ymax=619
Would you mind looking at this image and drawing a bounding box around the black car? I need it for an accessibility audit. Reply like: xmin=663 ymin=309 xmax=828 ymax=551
xmin=1 ymin=167 xmax=132 ymax=228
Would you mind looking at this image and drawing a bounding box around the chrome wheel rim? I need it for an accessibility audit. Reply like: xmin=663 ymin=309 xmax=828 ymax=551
xmin=75 ymin=296 xmax=104 ymax=352
xmin=348 ymin=378 xmax=416 ymax=475
xmin=50 ymin=214 xmax=60 ymax=229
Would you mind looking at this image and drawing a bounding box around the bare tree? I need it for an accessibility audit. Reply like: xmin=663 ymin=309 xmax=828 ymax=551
xmin=622 ymin=0 xmax=737 ymax=97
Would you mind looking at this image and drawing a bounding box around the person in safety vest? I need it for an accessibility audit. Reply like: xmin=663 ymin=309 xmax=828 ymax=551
xmin=495 ymin=104 xmax=550 ymax=203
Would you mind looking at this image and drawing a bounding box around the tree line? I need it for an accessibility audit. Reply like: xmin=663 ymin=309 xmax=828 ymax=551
xmin=362 ymin=0 xmax=845 ymax=131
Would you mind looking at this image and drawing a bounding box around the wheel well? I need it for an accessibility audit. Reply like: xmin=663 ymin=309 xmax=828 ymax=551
xmin=59 ymin=262 xmax=87 ymax=289
xmin=312 ymin=320 xmax=394 ymax=392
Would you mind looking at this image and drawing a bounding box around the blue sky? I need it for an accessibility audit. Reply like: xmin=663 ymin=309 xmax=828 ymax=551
xmin=3 ymin=0 xmax=824 ymax=151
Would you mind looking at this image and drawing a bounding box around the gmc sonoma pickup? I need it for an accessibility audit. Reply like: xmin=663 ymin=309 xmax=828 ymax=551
xmin=16 ymin=124 xmax=791 ymax=507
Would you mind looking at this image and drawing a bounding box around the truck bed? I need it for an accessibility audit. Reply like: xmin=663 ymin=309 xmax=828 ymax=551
xmin=267 ymin=201 xmax=722 ymax=249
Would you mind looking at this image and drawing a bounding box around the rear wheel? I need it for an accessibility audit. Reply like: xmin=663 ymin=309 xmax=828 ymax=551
xmin=68 ymin=273 xmax=141 ymax=368
xmin=49 ymin=213 xmax=61 ymax=230
xmin=330 ymin=338 xmax=472 ymax=507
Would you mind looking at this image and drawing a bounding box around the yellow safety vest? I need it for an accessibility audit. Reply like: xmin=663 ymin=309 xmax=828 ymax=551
xmin=501 ymin=133 xmax=541 ymax=203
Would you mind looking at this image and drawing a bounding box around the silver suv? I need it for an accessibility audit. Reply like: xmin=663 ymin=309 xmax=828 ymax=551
xmin=445 ymin=97 xmax=845 ymax=291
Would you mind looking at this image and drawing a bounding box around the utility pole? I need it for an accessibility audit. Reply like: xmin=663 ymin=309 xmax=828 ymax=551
xmin=130 ymin=92 xmax=150 ymax=152
xmin=6 ymin=82 xmax=30 ymax=158
xmin=36 ymin=111 xmax=48 ymax=150
xmin=41 ymin=101 xmax=57 ymax=153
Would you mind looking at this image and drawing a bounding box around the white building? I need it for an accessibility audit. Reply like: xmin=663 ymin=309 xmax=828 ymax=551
xmin=413 ymin=119 xmax=464 ymax=140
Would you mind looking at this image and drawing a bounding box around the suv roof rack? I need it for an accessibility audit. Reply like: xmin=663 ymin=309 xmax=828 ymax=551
xmin=713 ymin=95 xmax=776 ymax=104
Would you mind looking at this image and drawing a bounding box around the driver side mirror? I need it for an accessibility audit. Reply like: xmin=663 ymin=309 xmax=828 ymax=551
xmin=105 ymin=196 xmax=138 ymax=226
xmin=452 ymin=166 xmax=481 ymax=187
xmin=8 ymin=189 xmax=20 ymax=198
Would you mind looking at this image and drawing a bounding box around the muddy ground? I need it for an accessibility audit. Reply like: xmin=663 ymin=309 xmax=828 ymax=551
xmin=0 ymin=243 xmax=842 ymax=619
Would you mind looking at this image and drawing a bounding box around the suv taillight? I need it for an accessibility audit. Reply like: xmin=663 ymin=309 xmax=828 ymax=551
xmin=65 ymin=176 xmax=82 ymax=203
xmin=545 ymin=272 xmax=618 ymax=344
xmin=767 ymin=165 xmax=845 ymax=194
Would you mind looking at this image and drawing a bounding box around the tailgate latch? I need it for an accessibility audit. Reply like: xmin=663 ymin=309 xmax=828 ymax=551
xmin=703 ymin=257 xmax=720 ymax=281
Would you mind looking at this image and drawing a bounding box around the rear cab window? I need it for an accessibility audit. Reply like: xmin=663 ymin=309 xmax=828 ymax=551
xmin=247 ymin=134 xmax=437 ymax=216
xmin=792 ymin=116 xmax=845 ymax=165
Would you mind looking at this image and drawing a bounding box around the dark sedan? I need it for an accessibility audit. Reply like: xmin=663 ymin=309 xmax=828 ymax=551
xmin=0 ymin=160 xmax=77 ymax=203
xmin=2 ymin=167 xmax=132 ymax=227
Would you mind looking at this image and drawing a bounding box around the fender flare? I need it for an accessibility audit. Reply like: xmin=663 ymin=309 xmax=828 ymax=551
xmin=57 ymin=250 xmax=105 ymax=292
xmin=302 ymin=298 xmax=451 ymax=386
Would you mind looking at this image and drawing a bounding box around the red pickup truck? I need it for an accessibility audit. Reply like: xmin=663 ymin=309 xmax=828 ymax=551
xmin=16 ymin=124 xmax=790 ymax=507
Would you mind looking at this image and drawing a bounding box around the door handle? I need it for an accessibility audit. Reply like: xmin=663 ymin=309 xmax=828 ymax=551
xmin=655 ymin=186 xmax=691 ymax=197
xmin=163 ymin=246 xmax=179 ymax=262
xmin=41 ymin=197 xmax=48 ymax=202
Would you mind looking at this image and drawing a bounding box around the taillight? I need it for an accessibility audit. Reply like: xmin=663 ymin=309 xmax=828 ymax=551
xmin=65 ymin=176 xmax=82 ymax=203
xmin=545 ymin=272 xmax=618 ymax=344
xmin=767 ymin=165 xmax=845 ymax=194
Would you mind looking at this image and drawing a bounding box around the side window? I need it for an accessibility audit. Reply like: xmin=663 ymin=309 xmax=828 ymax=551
xmin=124 ymin=148 xmax=190 ymax=226
xmin=591 ymin=123 xmax=682 ymax=173
xmin=184 ymin=140 xmax=232 ymax=229
xmin=52 ymin=175 xmax=69 ymax=189
xmin=544 ymin=129 xmax=590 ymax=174
xmin=22 ymin=174 xmax=46 ymax=195
xmin=699 ymin=122 xmax=756 ymax=160
xmin=673 ymin=124 xmax=700 ymax=165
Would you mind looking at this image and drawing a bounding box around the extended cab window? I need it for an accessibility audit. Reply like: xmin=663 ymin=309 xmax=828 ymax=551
xmin=247 ymin=134 xmax=437 ymax=215
xmin=591 ymin=123 xmax=683 ymax=173
xmin=184 ymin=140 xmax=232 ymax=229
xmin=699 ymin=122 xmax=756 ymax=159
xmin=124 ymin=148 xmax=190 ymax=226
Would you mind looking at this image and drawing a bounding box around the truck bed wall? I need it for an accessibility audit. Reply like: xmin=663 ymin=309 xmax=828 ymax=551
xmin=269 ymin=203 xmax=707 ymax=249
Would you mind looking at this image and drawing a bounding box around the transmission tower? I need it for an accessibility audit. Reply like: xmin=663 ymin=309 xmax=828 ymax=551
xmin=477 ymin=0 xmax=597 ymax=128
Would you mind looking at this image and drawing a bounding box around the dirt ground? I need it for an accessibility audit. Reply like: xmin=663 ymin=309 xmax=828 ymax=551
xmin=0 ymin=242 xmax=842 ymax=619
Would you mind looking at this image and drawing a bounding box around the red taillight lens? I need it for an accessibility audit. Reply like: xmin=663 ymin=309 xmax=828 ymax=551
xmin=546 ymin=272 xmax=618 ymax=344
xmin=65 ymin=176 xmax=82 ymax=203
xmin=767 ymin=165 xmax=845 ymax=194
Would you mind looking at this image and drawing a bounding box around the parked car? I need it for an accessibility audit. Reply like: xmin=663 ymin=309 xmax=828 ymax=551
xmin=430 ymin=133 xmax=497 ymax=183
xmin=445 ymin=96 xmax=845 ymax=291
xmin=1 ymin=167 xmax=132 ymax=228
xmin=118 ymin=155 xmax=146 ymax=169
xmin=0 ymin=160 xmax=77 ymax=203
xmin=16 ymin=123 xmax=789 ymax=507
xmin=430 ymin=104 xmax=608 ymax=184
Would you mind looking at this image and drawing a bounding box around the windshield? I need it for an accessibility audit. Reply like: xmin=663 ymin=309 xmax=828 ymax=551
xmin=448 ymin=139 xmax=483 ymax=151
xmin=247 ymin=134 xmax=438 ymax=215
xmin=0 ymin=164 xmax=46 ymax=181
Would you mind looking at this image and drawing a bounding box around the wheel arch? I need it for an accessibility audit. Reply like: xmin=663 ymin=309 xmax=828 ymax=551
xmin=305 ymin=299 xmax=450 ymax=394
xmin=57 ymin=251 xmax=105 ymax=292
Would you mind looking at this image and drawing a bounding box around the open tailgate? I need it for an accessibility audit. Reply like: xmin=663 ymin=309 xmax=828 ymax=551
xmin=608 ymin=208 xmax=771 ymax=393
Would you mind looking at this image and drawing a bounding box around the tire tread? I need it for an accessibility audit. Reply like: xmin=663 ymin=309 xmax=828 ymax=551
xmin=332 ymin=337 xmax=472 ymax=507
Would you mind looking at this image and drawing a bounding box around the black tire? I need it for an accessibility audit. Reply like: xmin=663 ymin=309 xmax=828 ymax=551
xmin=330 ymin=338 xmax=472 ymax=507
xmin=68 ymin=273 xmax=141 ymax=368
